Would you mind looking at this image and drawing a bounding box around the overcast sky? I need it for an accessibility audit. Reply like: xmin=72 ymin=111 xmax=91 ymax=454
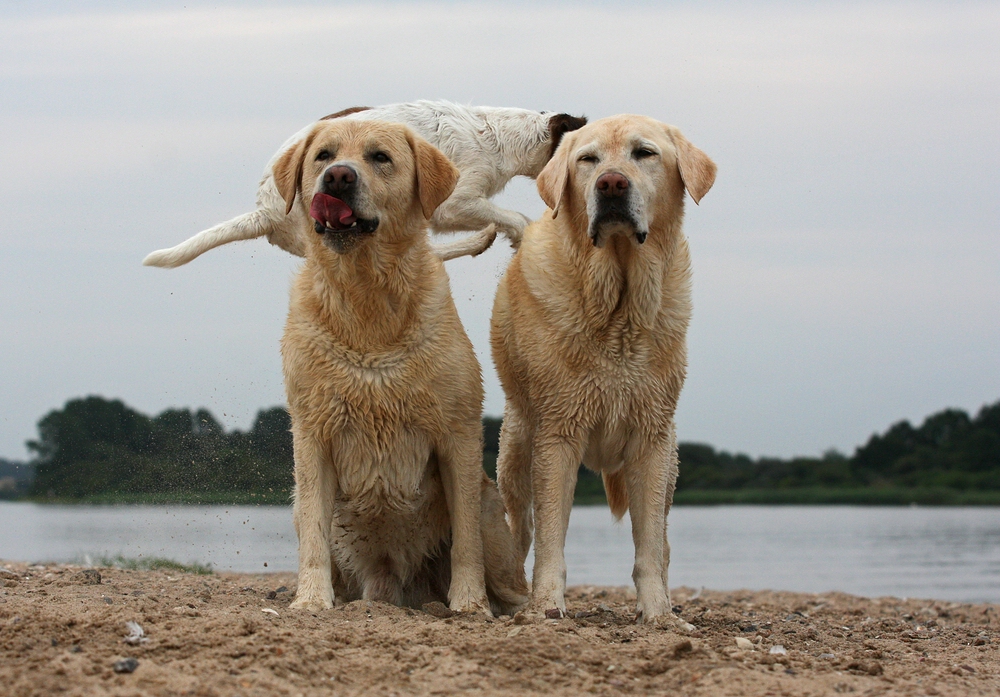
xmin=1 ymin=1 xmax=997 ymax=461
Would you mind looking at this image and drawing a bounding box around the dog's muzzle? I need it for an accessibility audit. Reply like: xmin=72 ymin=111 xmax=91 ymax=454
xmin=588 ymin=171 xmax=647 ymax=247
xmin=309 ymin=165 xmax=378 ymax=253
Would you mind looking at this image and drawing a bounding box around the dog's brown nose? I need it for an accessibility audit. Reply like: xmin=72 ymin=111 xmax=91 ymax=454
xmin=596 ymin=172 xmax=629 ymax=197
xmin=323 ymin=165 xmax=357 ymax=194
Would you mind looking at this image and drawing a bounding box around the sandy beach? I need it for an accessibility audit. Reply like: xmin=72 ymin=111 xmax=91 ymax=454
xmin=1 ymin=560 xmax=997 ymax=696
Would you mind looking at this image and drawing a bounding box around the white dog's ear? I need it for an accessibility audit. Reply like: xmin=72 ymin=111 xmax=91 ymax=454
xmin=537 ymin=134 xmax=573 ymax=218
xmin=666 ymin=126 xmax=716 ymax=205
xmin=407 ymin=131 xmax=460 ymax=219
xmin=273 ymin=130 xmax=316 ymax=215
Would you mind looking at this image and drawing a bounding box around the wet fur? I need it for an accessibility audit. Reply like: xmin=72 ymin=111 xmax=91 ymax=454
xmin=490 ymin=115 xmax=715 ymax=624
xmin=279 ymin=119 xmax=527 ymax=615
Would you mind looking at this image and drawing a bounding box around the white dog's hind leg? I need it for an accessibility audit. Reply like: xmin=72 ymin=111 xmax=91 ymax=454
xmin=142 ymin=208 xmax=276 ymax=268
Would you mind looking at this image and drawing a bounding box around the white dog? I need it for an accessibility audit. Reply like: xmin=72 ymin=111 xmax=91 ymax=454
xmin=143 ymin=101 xmax=586 ymax=268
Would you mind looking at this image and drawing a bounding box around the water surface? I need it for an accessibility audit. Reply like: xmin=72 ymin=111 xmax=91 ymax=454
xmin=2 ymin=502 xmax=998 ymax=602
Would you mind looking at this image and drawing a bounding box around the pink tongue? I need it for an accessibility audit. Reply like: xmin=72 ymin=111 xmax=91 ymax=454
xmin=310 ymin=193 xmax=356 ymax=230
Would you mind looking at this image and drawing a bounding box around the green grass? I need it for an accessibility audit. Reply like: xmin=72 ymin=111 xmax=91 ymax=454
xmin=86 ymin=554 xmax=213 ymax=575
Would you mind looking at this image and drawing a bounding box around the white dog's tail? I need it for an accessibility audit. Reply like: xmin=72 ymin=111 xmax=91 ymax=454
xmin=431 ymin=224 xmax=497 ymax=262
xmin=142 ymin=209 xmax=274 ymax=268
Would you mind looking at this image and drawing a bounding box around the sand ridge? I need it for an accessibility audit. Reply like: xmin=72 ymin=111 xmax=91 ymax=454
xmin=1 ymin=561 xmax=997 ymax=696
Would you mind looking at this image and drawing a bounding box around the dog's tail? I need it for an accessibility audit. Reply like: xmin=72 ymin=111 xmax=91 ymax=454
xmin=431 ymin=224 xmax=497 ymax=262
xmin=142 ymin=208 xmax=275 ymax=268
xmin=603 ymin=470 xmax=629 ymax=521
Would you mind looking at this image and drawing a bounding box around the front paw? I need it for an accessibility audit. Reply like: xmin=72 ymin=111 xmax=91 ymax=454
xmin=449 ymin=583 xmax=492 ymax=616
xmin=639 ymin=612 xmax=697 ymax=632
xmin=289 ymin=592 xmax=333 ymax=612
xmin=635 ymin=593 xmax=671 ymax=625
xmin=450 ymin=597 xmax=492 ymax=616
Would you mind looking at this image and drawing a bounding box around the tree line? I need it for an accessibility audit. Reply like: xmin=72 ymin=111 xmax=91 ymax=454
xmin=19 ymin=395 xmax=1000 ymax=504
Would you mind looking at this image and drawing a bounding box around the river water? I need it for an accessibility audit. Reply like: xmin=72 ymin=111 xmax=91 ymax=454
xmin=1 ymin=502 xmax=998 ymax=602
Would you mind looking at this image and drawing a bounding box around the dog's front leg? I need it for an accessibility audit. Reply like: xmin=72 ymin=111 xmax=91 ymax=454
xmin=430 ymin=176 xmax=530 ymax=246
xmin=624 ymin=434 xmax=674 ymax=624
xmin=530 ymin=434 xmax=583 ymax=617
xmin=290 ymin=432 xmax=338 ymax=611
xmin=437 ymin=433 xmax=491 ymax=616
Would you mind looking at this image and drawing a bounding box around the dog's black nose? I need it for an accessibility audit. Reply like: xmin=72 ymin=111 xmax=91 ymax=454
xmin=323 ymin=165 xmax=357 ymax=195
xmin=596 ymin=172 xmax=629 ymax=197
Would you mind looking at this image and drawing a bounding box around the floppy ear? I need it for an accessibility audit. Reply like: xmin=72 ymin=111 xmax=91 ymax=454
xmin=667 ymin=127 xmax=716 ymax=204
xmin=546 ymin=113 xmax=587 ymax=159
xmin=407 ymin=131 xmax=460 ymax=220
xmin=272 ymin=130 xmax=316 ymax=215
xmin=536 ymin=132 xmax=573 ymax=218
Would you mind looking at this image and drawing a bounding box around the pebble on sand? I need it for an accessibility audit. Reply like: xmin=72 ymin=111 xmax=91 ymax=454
xmin=113 ymin=658 xmax=139 ymax=674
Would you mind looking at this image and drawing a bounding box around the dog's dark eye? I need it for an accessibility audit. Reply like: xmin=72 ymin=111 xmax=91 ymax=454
xmin=371 ymin=151 xmax=392 ymax=164
xmin=578 ymin=154 xmax=598 ymax=164
xmin=633 ymin=148 xmax=657 ymax=159
xmin=315 ymin=150 xmax=332 ymax=162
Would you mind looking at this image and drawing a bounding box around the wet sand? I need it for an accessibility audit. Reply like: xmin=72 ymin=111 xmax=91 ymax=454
xmin=1 ymin=560 xmax=997 ymax=696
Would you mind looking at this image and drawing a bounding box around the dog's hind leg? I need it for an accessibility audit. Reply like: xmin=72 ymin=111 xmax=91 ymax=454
xmin=362 ymin=557 xmax=404 ymax=606
xmin=480 ymin=473 xmax=529 ymax=615
xmin=495 ymin=404 xmax=534 ymax=563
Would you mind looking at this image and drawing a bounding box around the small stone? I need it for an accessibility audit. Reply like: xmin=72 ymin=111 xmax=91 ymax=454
xmin=72 ymin=570 xmax=101 ymax=585
xmin=545 ymin=608 xmax=563 ymax=620
xmin=506 ymin=626 xmax=523 ymax=638
xmin=266 ymin=590 xmax=277 ymax=600
xmin=597 ymin=603 xmax=612 ymax=613
xmin=421 ymin=601 xmax=454 ymax=619
xmin=973 ymin=636 xmax=989 ymax=646
xmin=769 ymin=645 xmax=787 ymax=655
xmin=0 ymin=570 xmax=20 ymax=584
xmin=123 ymin=621 xmax=148 ymax=645
xmin=113 ymin=658 xmax=139 ymax=674
xmin=819 ymin=653 xmax=835 ymax=660
xmin=275 ymin=586 xmax=288 ymax=593
xmin=735 ymin=637 xmax=754 ymax=650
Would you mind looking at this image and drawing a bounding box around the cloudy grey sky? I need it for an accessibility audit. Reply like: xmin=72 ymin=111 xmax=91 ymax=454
xmin=1 ymin=1 xmax=997 ymax=461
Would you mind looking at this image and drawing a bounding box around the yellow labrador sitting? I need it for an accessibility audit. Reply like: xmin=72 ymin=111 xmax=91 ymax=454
xmin=490 ymin=115 xmax=716 ymax=623
xmin=275 ymin=119 xmax=527 ymax=615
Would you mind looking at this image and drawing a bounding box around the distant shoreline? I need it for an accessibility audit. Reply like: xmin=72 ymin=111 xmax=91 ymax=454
xmin=5 ymin=485 xmax=1000 ymax=506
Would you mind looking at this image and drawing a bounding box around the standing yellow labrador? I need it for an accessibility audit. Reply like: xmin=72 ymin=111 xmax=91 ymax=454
xmin=490 ymin=115 xmax=715 ymax=623
xmin=275 ymin=119 xmax=527 ymax=615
